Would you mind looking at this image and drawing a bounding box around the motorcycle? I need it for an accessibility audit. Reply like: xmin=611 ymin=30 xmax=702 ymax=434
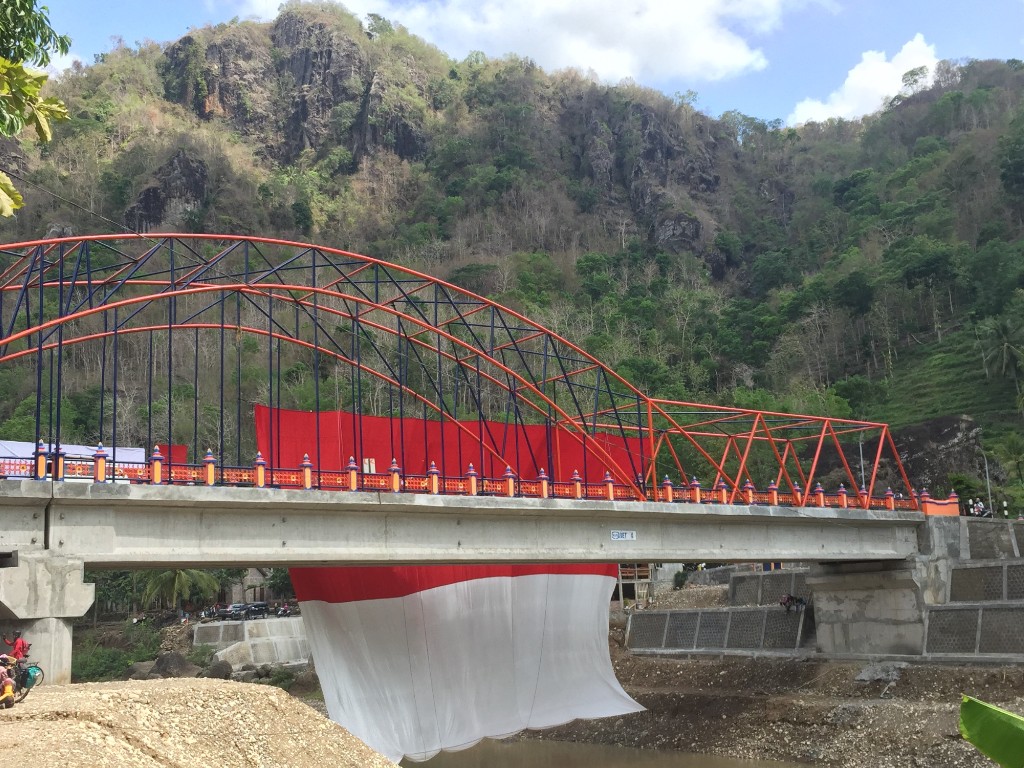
xmin=276 ymin=605 xmax=292 ymax=617
xmin=8 ymin=660 xmax=43 ymax=703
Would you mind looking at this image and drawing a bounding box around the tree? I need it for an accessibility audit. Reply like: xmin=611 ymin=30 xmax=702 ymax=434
xmin=996 ymin=433 xmax=1024 ymax=484
xmin=978 ymin=312 xmax=1024 ymax=394
xmin=141 ymin=569 xmax=219 ymax=611
xmin=999 ymin=111 xmax=1024 ymax=211
xmin=0 ymin=0 xmax=70 ymax=215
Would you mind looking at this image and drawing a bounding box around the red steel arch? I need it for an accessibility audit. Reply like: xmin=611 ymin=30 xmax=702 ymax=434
xmin=0 ymin=234 xmax=915 ymax=506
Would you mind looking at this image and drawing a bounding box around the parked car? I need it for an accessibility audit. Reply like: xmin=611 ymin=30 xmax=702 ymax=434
xmin=246 ymin=601 xmax=269 ymax=618
xmin=220 ymin=603 xmax=249 ymax=620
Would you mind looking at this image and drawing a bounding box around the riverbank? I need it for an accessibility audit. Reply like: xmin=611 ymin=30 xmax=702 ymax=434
xmin=527 ymin=620 xmax=1007 ymax=767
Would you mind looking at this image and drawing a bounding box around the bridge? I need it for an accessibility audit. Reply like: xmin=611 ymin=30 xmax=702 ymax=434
xmin=0 ymin=235 xmax=951 ymax=683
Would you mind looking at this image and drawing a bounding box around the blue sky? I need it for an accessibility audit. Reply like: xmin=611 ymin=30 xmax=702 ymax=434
xmin=44 ymin=0 xmax=1024 ymax=124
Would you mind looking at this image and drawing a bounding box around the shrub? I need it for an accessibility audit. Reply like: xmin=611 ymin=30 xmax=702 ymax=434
xmin=187 ymin=643 xmax=216 ymax=667
xmin=673 ymin=570 xmax=688 ymax=590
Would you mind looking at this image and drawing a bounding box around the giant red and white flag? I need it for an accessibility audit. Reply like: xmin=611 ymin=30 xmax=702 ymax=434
xmin=291 ymin=564 xmax=644 ymax=763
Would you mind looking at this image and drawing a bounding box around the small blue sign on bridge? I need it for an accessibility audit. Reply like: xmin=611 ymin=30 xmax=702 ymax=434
xmin=610 ymin=530 xmax=637 ymax=541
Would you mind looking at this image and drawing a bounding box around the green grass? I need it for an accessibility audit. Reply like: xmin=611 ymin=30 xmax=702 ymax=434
xmin=865 ymin=329 xmax=1021 ymax=432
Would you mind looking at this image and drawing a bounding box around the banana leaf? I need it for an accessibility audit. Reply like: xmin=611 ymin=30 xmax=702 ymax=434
xmin=959 ymin=695 xmax=1024 ymax=767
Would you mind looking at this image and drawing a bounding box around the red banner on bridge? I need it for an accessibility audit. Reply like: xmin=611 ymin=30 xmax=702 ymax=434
xmin=254 ymin=405 xmax=646 ymax=483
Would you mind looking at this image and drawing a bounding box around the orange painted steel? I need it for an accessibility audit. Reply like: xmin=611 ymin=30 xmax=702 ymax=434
xmin=0 ymin=234 xmax=917 ymax=508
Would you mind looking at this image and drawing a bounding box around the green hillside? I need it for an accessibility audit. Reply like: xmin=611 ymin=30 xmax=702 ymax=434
xmin=2 ymin=1 xmax=1024 ymax=496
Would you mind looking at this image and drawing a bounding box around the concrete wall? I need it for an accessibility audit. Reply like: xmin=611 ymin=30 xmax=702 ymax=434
xmin=193 ymin=617 xmax=308 ymax=669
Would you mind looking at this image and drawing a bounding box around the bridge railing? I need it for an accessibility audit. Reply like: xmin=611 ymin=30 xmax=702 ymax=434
xmin=2 ymin=443 xmax=948 ymax=514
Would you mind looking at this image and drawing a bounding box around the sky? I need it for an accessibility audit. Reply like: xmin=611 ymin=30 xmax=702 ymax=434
xmin=43 ymin=0 xmax=1024 ymax=125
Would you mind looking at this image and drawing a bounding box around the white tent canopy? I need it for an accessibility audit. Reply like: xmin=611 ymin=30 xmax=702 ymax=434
xmin=0 ymin=440 xmax=146 ymax=464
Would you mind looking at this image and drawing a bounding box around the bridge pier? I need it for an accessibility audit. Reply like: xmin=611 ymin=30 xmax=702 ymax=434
xmin=807 ymin=562 xmax=926 ymax=656
xmin=0 ymin=552 xmax=94 ymax=683
xmin=806 ymin=517 xmax=966 ymax=656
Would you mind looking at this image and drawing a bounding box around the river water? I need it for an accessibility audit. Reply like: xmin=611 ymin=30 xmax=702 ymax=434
xmin=404 ymin=739 xmax=802 ymax=767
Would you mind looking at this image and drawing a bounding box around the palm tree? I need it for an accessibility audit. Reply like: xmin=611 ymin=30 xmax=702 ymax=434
xmin=141 ymin=569 xmax=220 ymax=613
xmin=997 ymin=432 xmax=1024 ymax=485
xmin=978 ymin=314 xmax=1024 ymax=395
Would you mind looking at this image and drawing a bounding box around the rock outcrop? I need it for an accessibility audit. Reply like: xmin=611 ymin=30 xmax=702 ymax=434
xmin=124 ymin=148 xmax=208 ymax=232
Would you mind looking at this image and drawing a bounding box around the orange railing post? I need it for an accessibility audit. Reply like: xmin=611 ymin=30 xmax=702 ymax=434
xmin=150 ymin=445 xmax=164 ymax=485
xmin=428 ymin=461 xmax=440 ymax=494
xmin=716 ymin=480 xmax=728 ymax=504
xmin=858 ymin=485 xmax=869 ymax=509
xmin=837 ymin=483 xmax=848 ymax=508
xmin=743 ymin=479 xmax=755 ymax=505
xmin=885 ymin=487 xmax=895 ymax=511
xmin=54 ymin=448 xmax=65 ymax=481
xmin=301 ymin=454 xmax=313 ymax=489
xmin=538 ymin=468 xmax=549 ymax=498
xmin=572 ymin=469 xmax=582 ymax=499
xmin=346 ymin=456 xmax=359 ymax=492
xmin=34 ymin=440 xmax=47 ymax=480
xmin=93 ymin=443 xmax=107 ymax=483
xmin=604 ymin=471 xmax=615 ymax=501
xmin=792 ymin=482 xmax=802 ymax=506
xmin=204 ymin=449 xmax=216 ymax=486
xmin=504 ymin=466 xmax=516 ymax=497
xmin=389 ymin=458 xmax=401 ymax=493
xmin=466 ymin=464 xmax=478 ymax=496
xmin=690 ymin=477 xmax=701 ymax=503
xmin=767 ymin=480 xmax=779 ymax=506
xmin=254 ymin=451 xmax=266 ymax=488
xmin=661 ymin=476 xmax=674 ymax=503
xmin=814 ymin=482 xmax=825 ymax=507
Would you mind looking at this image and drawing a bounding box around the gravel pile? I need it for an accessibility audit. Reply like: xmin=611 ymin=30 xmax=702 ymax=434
xmin=2 ymin=678 xmax=395 ymax=767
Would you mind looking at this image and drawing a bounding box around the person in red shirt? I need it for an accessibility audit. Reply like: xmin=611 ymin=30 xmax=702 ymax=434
xmin=2 ymin=631 xmax=28 ymax=660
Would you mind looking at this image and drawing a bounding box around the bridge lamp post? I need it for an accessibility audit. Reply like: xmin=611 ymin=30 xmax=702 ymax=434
xmin=980 ymin=448 xmax=993 ymax=514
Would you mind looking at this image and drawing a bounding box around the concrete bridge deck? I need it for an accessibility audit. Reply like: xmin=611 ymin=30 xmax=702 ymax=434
xmin=0 ymin=479 xmax=922 ymax=567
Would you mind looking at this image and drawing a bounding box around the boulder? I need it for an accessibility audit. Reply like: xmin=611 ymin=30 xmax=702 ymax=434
xmin=151 ymin=652 xmax=202 ymax=679
xmin=124 ymin=660 xmax=156 ymax=680
xmin=198 ymin=660 xmax=233 ymax=680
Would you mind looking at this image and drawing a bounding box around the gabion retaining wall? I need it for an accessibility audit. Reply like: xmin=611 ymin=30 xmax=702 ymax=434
xmin=728 ymin=571 xmax=808 ymax=606
xmin=927 ymin=604 xmax=1024 ymax=656
xmin=949 ymin=562 xmax=1024 ymax=602
xmin=627 ymin=606 xmax=807 ymax=652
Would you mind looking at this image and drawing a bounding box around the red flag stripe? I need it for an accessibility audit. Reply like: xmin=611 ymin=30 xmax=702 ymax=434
xmin=291 ymin=564 xmax=619 ymax=603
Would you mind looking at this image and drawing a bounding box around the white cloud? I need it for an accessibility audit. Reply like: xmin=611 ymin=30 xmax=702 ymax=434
xmin=231 ymin=0 xmax=814 ymax=83
xmin=46 ymin=51 xmax=85 ymax=77
xmin=787 ymin=33 xmax=938 ymax=125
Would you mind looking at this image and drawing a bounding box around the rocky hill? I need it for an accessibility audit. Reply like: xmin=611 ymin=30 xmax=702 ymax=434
xmin=2 ymin=2 xmax=1024 ymax=500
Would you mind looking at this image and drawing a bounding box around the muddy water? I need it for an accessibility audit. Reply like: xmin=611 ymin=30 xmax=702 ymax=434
xmin=405 ymin=739 xmax=803 ymax=767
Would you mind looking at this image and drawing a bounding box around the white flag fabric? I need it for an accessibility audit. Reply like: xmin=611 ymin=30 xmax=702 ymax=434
xmin=291 ymin=565 xmax=644 ymax=763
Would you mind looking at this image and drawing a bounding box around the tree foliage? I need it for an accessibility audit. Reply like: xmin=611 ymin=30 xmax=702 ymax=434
xmin=0 ymin=0 xmax=69 ymax=215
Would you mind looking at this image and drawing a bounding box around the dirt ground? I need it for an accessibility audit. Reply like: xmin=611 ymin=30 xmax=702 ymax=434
xmin=531 ymin=583 xmax=1008 ymax=767
xmin=1 ymin=677 xmax=393 ymax=768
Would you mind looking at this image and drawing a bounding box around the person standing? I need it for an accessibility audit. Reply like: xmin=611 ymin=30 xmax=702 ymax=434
xmin=2 ymin=631 xmax=29 ymax=660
